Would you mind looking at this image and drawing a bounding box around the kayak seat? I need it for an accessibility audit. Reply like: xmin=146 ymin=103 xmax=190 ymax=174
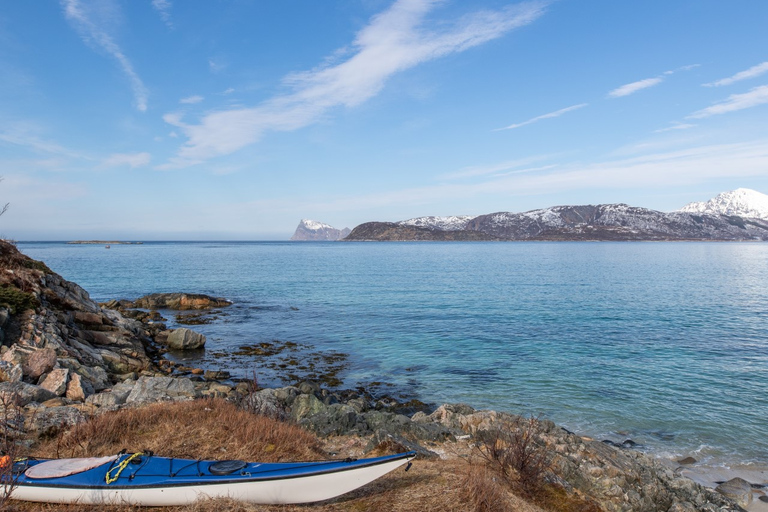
xmin=25 ymin=456 xmax=118 ymax=479
xmin=208 ymin=460 xmax=247 ymax=475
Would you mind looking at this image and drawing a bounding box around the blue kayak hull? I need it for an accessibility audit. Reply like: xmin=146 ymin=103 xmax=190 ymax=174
xmin=8 ymin=451 xmax=416 ymax=506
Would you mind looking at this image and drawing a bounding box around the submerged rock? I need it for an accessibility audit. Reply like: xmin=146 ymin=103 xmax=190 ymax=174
xmin=715 ymin=477 xmax=752 ymax=508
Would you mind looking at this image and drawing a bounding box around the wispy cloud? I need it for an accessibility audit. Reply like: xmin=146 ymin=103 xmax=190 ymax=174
xmin=161 ymin=0 xmax=549 ymax=168
xmin=688 ymin=85 xmax=768 ymax=118
xmin=101 ymin=152 xmax=151 ymax=168
xmin=151 ymin=0 xmax=173 ymax=29
xmin=608 ymin=65 xmax=698 ymax=98
xmin=704 ymin=61 xmax=768 ymax=87
xmin=440 ymin=155 xmax=553 ymax=180
xmin=608 ymin=77 xmax=664 ymax=98
xmin=654 ymin=122 xmax=695 ymax=133
xmin=61 ymin=0 xmax=149 ymax=111
xmin=496 ymin=103 xmax=587 ymax=130
xmin=180 ymin=95 xmax=204 ymax=104
xmin=0 ymin=129 xmax=90 ymax=160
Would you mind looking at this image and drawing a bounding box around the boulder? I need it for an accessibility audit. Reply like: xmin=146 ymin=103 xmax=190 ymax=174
xmin=166 ymin=328 xmax=206 ymax=350
xmin=240 ymin=389 xmax=286 ymax=419
xmin=23 ymin=348 xmax=58 ymax=380
xmin=39 ymin=368 xmax=69 ymax=396
xmin=25 ymin=405 xmax=86 ymax=437
xmin=715 ymin=477 xmax=752 ymax=508
xmin=65 ymin=372 xmax=94 ymax=401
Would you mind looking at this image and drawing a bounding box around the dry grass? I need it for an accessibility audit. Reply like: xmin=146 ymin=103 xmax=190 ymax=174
xmin=32 ymin=398 xmax=322 ymax=462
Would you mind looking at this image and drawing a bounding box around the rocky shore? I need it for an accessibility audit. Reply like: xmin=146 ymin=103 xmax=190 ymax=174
xmin=0 ymin=239 xmax=761 ymax=511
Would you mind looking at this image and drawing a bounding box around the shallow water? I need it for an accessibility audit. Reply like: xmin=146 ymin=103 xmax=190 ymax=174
xmin=17 ymin=241 xmax=768 ymax=466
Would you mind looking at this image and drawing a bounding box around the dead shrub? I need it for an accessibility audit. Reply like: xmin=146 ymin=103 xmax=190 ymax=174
xmin=476 ymin=415 xmax=551 ymax=499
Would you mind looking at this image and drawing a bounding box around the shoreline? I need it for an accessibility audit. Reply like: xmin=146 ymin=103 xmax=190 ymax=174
xmin=3 ymin=240 xmax=765 ymax=509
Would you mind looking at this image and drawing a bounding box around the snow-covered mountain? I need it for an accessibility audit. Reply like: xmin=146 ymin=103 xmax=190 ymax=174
xmin=398 ymin=215 xmax=474 ymax=231
xmin=345 ymin=202 xmax=768 ymax=241
xmin=290 ymin=219 xmax=351 ymax=241
xmin=679 ymin=188 xmax=768 ymax=220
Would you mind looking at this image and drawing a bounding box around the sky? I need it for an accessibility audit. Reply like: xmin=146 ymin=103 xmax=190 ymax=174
xmin=2 ymin=0 xmax=768 ymax=240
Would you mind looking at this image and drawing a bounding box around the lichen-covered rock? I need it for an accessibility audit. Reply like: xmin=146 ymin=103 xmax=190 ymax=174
xmin=0 ymin=381 xmax=56 ymax=406
xmin=65 ymin=372 xmax=94 ymax=401
xmin=23 ymin=347 xmax=57 ymax=380
xmin=125 ymin=376 xmax=198 ymax=404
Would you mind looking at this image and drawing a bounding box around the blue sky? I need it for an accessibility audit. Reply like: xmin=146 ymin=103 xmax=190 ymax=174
xmin=2 ymin=0 xmax=768 ymax=240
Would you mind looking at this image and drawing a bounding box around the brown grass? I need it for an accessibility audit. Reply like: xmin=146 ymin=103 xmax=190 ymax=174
xmin=32 ymin=398 xmax=322 ymax=462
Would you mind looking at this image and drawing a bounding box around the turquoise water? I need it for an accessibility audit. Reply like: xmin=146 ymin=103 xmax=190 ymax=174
xmin=17 ymin=241 xmax=768 ymax=465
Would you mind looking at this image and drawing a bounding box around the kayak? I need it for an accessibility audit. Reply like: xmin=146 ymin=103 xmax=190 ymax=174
xmin=6 ymin=451 xmax=416 ymax=506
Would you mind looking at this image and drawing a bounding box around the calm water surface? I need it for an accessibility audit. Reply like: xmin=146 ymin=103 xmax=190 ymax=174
xmin=17 ymin=241 xmax=768 ymax=465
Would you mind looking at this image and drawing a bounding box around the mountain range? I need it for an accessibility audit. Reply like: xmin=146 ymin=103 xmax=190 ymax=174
xmin=293 ymin=189 xmax=768 ymax=242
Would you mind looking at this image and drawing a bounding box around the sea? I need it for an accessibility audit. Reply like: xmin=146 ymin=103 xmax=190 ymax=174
xmin=16 ymin=241 xmax=768 ymax=469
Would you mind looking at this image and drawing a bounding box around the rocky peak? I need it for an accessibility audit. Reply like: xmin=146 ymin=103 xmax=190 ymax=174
xmin=679 ymin=188 xmax=768 ymax=219
xmin=291 ymin=219 xmax=351 ymax=241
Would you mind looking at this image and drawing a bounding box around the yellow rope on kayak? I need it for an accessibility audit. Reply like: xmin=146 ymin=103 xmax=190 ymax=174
xmin=106 ymin=452 xmax=144 ymax=484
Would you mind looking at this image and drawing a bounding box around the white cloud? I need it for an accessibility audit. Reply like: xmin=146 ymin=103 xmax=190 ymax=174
xmin=688 ymin=85 xmax=768 ymax=118
xmin=439 ymin=155 xmax=553 ymax=180
xmin=151 ymin=0 xmax=173 ymax=28
xmin=161 ymin=0 xmax=548 ymax=168
xmin=223 ymin=88 xmax=235 ymax=95
xmin=608 ymin=77 xmax=663 ymax=98
xmin=496 ymin=103 xmax=587 ymax=130
xmin=180 ymin=95 xmax=204 ymax=104
xmin=102 ymin=152 xmax=151 ymax=168
xmin=61 ymin=0 xmax=149 ymax=112
xmin=704 ymin=61 xmax=768 ymax=87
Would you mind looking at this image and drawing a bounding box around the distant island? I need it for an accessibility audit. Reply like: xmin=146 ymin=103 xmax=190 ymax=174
xmin=336 ymin=188 xmax=768 ymax=242
xmin=67 ymin=241 xmax=144 ymax=245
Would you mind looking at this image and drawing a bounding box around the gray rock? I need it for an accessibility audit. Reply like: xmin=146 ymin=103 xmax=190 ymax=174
xmin=86 ymin=380 xmax=135 ymax=408
xmin=126 ymin=376 xmax=198 ymax=404
xmin=25 ymin=405 xmax=86 ymax=437
xmin=0 ymin=381 xmax=56 ymax=406
xmin=240 ymin=389 xmax=286 ymax=419
xmin=166 ymin=328 xmax=206 ymax=350
xmin=715 ymin=477 xmax=752 ymax=508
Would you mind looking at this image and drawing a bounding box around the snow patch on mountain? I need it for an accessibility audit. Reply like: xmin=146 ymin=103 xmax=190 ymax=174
xmin=679 ymin=188 xmax=768 ymax=220
xmin=398 ymin=215 xmax=474 ymax=231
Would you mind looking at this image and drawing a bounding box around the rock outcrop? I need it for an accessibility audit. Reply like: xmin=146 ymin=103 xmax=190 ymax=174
xmin=126 ymin=293 xmax=232 ymax=310
xmin=0 ymin=241 xmax=154 ymax=398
